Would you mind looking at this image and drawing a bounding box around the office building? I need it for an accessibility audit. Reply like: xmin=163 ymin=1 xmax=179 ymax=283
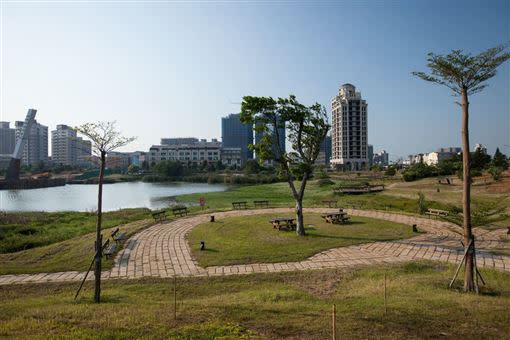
xmin=0 ymin=122 xmax=16 ymax=155
xmin=15 ymin=119 xmax=48 ymax=166
xmin=220 ymin=147 xmax=243 ymax=167
xmin=330 ymin=83 xmax=368 ymax=170
xmin=221 ymin=113 xmax=253 ymax=162
xmin=161 ymin=137 xmax=199 ymax=145
xmin=254 ymin=117 xmax=286 ymax=161
xmin=51 ymin=125 xmax=91 ymax=167
xmin=316 ymin=135 xmax=332 ymax=165
xmin=373 ymin=150 xmax=389 ymax=167
xmin=367 ymin=145 xmax=374 ymax=168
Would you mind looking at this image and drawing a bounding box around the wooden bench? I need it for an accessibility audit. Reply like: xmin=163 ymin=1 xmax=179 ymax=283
xmin=321 ymin=211 xmax=350 ymax=224
xmin=425 ymin=208 xmax=449 ymax=218
xmin=254 ymin=200 xmax=269 ymax=208
xmin=270 ymin=217 xmax=296 ymax=231
xmin=322 ymin=200 xmax=338 ymax=208
xmin=232 ymin=201 xmax=248 ymax=210
xmin=172 ymin=206 xmax=189 ymax=217
xmin=151 ymin=210 xmax=167 ymax=223
xmin=111 ymin=228 xmax=126 ymax=242
xmin=103 ymin=239 xmax=117 ymax=259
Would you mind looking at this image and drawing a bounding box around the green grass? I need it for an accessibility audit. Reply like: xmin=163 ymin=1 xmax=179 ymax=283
xmin=1 ymin=262 xmax=509 ymax=339
xmin=188 ymin=213 xmax=414 ymax=267
xmin=0 ymin=219 xmax=154 ymax=275
xmin=0 ymin=208 xmax=152 ymax=253
xmin=177 ymin=179 xmax=457 ymax=216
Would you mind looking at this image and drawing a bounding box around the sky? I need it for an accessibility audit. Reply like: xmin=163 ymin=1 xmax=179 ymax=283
xmin=0 ymin=0 xmax=509 ymax=160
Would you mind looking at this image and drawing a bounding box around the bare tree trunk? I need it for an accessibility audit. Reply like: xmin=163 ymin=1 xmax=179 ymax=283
xmin=94 ymin=150 xmax=106 ymax=303
xmin=295 ymin=199 xmax=305 ymax=236
xmin=461 ymin=88 xmax=474 ymax=292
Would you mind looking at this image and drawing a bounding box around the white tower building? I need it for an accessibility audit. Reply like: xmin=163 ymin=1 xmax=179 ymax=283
xmin=330 ymin=83 xmax=368 ymax=170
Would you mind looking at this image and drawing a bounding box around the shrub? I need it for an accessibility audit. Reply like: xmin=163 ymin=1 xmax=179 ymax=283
xmin=417 ymin=192 xmax=427 ymax=215
xmin=488 ymin=166 xmax=503 ymax=181
xmin=317 ymin=178 xmax=334 ymax=187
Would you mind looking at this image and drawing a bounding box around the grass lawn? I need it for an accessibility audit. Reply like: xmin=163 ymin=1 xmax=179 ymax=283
xmin=188 ymin=213 xmax=415 ymax=267
xmin=1 ymin=262 xmax=509 ymax=339
xmin=0 ymin=219 xmax=154 ymax=275
xmin=0 ymin=208 xmax=152 ymax=253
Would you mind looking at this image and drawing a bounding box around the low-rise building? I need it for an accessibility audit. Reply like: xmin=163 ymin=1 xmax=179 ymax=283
xmin=148 ymin=139 xmax=221 ymax=165
xmin=221 ymin=147 xmax=243 ymax=167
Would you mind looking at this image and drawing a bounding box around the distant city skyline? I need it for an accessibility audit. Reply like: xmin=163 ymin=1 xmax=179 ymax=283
xmin=1 ymin=1 xmax=508 ymax=160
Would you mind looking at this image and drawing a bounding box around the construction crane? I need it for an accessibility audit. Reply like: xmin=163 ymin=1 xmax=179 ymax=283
xmin=5 ymin=109 xmax=37 ymax=181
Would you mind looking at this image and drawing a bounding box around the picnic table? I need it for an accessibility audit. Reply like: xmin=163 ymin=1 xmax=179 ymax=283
xmin=270 ymin=217 xmax=296 ymax=231
xmin=321 ymin=211 xmax=350 ymax=224
xmin=322 ymin=200 xmax=338 ymax=208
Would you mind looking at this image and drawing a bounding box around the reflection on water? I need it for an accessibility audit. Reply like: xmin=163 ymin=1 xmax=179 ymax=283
xmin=0 ymin=182 xmax=226 ymax=212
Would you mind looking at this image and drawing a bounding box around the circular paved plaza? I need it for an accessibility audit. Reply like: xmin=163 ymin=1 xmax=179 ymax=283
xmin=1 ymin=208 xmax=508 ymax=285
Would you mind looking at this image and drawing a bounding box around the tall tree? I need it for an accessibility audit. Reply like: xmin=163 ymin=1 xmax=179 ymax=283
xmin=76 ymin=122 xmax=135 ymax=303
xmin=492 ymin=147 xmax=508 ymax=170
xmin=413 ymin=44 xmax=510 ymax=292
xmin=241 ymin=95 xmax=329 ymax=236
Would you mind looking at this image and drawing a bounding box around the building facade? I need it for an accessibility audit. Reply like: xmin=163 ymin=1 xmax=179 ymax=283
xmin=254 ymin=118 xmax=286 ymax=162
xmin=316 ymin=135 xmax=332 ymax=166
xmin=148 ymin=139 xmax=221 ymax=165
xmin=221 ymin=113 xmax=253 ymax=163
xmin=367 ymin=144 xmax=374 ymax=168
xmin=220 ymin=147 xmax=243 ymax=167
xmin=15 ymin=119 xmax=48 ymax=166
xmin=373 ymin=150 xmax=389 ymax=167
xmin=331 ymin=84 xmax=368 ymax=171
xmin=51 ymin=125 xmax=91 ymax=167
xmin=0 ymin=122 xmax=16 ymax=155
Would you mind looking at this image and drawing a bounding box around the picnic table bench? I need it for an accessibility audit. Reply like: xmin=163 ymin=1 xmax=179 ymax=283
xmin=254 ymin=200 xmax=269 ymax=208
xmin=425 ymin=208 xmax=449 ymax=218
xmin=270 ymin=217 xmax=296 ymax=231
xmin=111 ymin=228 xmax=126 ymax=242
xmin=232 ymin=201 xmax=248 ymax=210
xmin=151 ymin=210 xmax=167 ymax=223
xmin=322 ymin=200 xmax=338 ymax=208
xmin=172 ymin=206 xmax=189 ymax=217
xmin=321 ymin=211 xmax=350 ymax=224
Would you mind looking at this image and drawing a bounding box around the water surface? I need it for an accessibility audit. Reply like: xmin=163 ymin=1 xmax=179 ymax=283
xmin=0 ymin=182 xmax=226 ymax=212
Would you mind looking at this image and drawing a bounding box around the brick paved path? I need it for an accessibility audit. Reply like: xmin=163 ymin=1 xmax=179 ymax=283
xmin=1 ymin=208 xmax=509 ymax=285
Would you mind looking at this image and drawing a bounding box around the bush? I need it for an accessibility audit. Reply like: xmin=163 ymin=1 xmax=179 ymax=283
xmin=417 ymin=192 xmax=427 ymax=215
xmin=488 ymin=166 xmax=503 ymax=181
xmin=384 ymin=167 xmax=396 ymax=176
xmin=317 ymin=178 xmax=334 ymax=187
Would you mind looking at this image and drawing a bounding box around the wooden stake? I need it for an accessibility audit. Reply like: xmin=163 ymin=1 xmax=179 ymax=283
xmin=332 ymin=304 xmax=336 ymax=340
xmin=174 ymin=275 xmax=177 ymax=321
xmin=384 ymin=273 xmax=387 ymax=315
xmin=449 ymin=238 xmax=472 ymax=288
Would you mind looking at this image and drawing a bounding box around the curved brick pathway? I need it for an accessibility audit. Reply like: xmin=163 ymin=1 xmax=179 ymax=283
xmin=1 ymin=208 xmax=509 ymax=285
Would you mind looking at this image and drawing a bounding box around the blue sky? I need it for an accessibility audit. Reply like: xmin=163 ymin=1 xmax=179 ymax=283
xmin=1 ymin=0 xmax=509 ymax=160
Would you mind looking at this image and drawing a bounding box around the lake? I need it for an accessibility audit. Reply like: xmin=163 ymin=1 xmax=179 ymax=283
xmin=0 ymin=182 xmax=227 ymax=212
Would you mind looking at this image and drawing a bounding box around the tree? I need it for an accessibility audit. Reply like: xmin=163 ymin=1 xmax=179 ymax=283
xmin=241 ymin=95 xmax=329 ymax=236
xmin=127 ymin=164 xmax=140 ymax=174
xmin=76 ymin=122 xmax=135 ymax=303
xmin=492 ymin=147 xmax=508 ymax=170
xmin=413 ymin=44 xmax=510 ymax=292
xmin=243 ymin=159 xmax=262 ymax=174
xmin=488 ymin=166 xmax=503 ymax=181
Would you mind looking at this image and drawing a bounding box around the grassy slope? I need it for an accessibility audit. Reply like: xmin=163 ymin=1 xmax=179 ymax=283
xmin=189 ymin=213 xmax=414 ymax=267
xmin=0 ymin=219 xmax=153 ymax=275
xmin=0 ymin=208 xmax=152 ymax=253
xmin=1 ymin=262 xmax=509 ymax=339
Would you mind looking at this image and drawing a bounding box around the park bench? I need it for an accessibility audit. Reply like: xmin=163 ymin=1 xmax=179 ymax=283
xmin=232 ymin=201 xmax=248 ymax=210
xmin=111 ymin=227 xmax=126 ymax=243
xmin=151 ymin=210 xmax=167 ymax=223
xmin=270 ymin=217 xmax=296 ymax=231
xmin=322 ymin=200 xmax=338 ymax=208
xmin=321 ymin=210 xmax=350 ymax=224
xmin=254 ymin=200 xmax=269 ymax=208
xmin=103 ymin=239 xmax=117 ymax=259
xmin=172 ymin=206 xmax=189 ymax=217
xmin=425 ymin=208 xmax=449 ymax=218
